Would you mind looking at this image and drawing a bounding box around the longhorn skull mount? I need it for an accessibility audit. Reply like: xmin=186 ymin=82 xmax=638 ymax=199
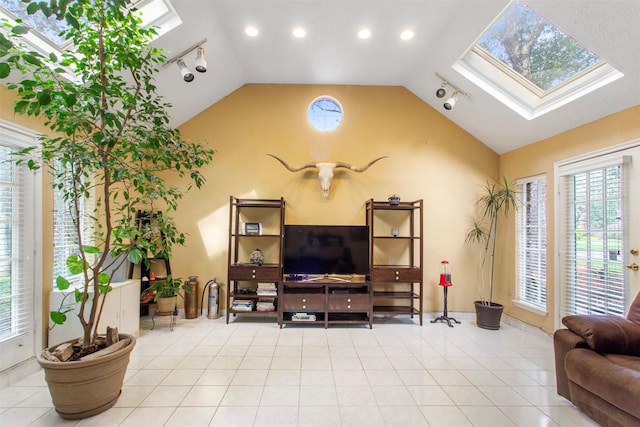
xmin=267 ymin=154 xmax=388 ymax=199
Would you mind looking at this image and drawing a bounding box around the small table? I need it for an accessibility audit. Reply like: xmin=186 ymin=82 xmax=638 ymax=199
xmin=151 ymin=308 xmax=177 ymax=331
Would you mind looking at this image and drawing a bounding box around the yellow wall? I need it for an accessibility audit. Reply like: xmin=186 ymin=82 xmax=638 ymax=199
xmin=174 ymin=84 xmax=499 ymax=314
xmin=498 ymin=104 xmax=640 ymax=334
xmin=4 ymin=78 xmax=638 ymax=340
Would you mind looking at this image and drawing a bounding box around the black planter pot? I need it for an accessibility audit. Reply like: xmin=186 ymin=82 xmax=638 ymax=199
xmin=474 ymin=301 xmax=504 ymax=330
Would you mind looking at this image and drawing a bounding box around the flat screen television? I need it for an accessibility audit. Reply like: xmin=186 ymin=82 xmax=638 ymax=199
xmin=283 ymin=225 xmax=369 ymax=276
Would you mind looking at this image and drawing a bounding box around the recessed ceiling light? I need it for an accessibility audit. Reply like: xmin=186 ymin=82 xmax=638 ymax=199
xmin=292 ymin=27 xmax=306 ymax=38
xmin=400 ymin=30 xmax=414 ymax=41
xmin=358 ymin=28 xmax=371 ymax=39
xmin=245 ymin=26 xmax=259 ymax=37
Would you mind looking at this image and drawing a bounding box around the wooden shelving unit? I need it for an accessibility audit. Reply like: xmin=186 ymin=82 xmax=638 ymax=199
xmin=366 ymin=199 xmax=424 ymax=325
xmin=227 ymin=197 xmax=285 ymax=323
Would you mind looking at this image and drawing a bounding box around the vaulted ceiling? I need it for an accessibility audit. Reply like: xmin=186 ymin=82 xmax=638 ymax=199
xmin=152 ymin=0 xmax=640 ymax=154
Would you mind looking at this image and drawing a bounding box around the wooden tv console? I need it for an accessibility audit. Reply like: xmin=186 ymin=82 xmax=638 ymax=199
xmin=279 ymin=279 xmax=371 ymax=328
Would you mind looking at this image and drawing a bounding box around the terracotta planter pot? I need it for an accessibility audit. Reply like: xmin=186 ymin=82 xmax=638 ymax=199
xmin=37 ymin=334 xmax=136 ymax=420
xmin=157 ymin=296 xmax=177 ymax=313
xmin=474 ymin=301 xmax=504 ymax=330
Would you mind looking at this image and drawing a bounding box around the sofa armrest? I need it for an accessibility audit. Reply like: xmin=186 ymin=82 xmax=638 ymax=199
xmin=554 ymin=328 xmax=589 ymax=399
xmin=562 ymin=315 xmax=640 ymax=356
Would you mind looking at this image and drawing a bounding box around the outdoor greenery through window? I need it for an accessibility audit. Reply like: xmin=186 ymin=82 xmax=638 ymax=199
xmin=516 ymin=175 xmax=547 ymax=310
xmin=477 ymin=0 xmax=600 ymax=92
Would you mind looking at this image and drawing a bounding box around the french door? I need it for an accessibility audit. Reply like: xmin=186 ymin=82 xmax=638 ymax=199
xmin=556 ymin=141 xmax=640 ymax=324
xmin=0 ymin=121 xmax=41 ymax=372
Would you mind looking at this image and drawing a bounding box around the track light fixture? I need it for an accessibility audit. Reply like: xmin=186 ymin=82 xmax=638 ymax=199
xmin=435 ymin=72 xmax=471 ymax=111
xmin=164 ymin=39 xmax=208 ymax=83
xmin=194 ymin=47 xmax=207 ymax=73
xmin=177 ymin=59 xmax=194 ymax=82
xmin=444 ymin=91 xmax=458 ymax=110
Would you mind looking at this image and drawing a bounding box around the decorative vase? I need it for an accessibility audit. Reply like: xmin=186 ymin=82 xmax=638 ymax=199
xmin=474 ymin=301 xmax=504 ymax=330
xmin=37 ymin=334 xmax=136 ymax=420
xmin=250 ymin=248 xmax=265 ymax=265
xmin=157 ymin=295 xmax=177 ymax=313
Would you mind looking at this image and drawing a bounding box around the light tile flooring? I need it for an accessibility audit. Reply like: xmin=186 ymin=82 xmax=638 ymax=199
xmin=0 ymin=315 xmax=600 ymax=427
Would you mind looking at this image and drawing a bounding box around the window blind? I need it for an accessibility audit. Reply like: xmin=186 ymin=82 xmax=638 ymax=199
xmin=0 ymin=138 xmax=34 ymax=342
xmin=558 ymin=161 xmax=626 ymax=317
xmin=516 ymin=175 xmax=547 ymax=309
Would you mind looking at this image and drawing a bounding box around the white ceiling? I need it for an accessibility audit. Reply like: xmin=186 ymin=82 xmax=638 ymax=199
xmin=152 ymin=0 xmax=640 ymax=154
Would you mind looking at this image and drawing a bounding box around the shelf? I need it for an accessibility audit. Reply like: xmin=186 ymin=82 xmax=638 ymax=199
xmin=373 ymin=306 xmax=420 ymax=315
xmin=234 ymin=198 xmax=284 ymax=208
xmin=366 ymin=198 xmax=423 ymax=325
xmin=372 ymin=236 xmax=420 ymax=240
xmin=229 ymin=309 xmax=277 ymax=316
xmin=373 ymin=291 xmax=420 ymax=299
xmin=228 ymin=196 xmax=285 ymax=324
xmin=368 ymin=201 xmax=422 ymax=210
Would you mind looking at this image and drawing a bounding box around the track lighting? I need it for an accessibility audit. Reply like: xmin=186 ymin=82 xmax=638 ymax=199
xmin=194 ymin=47 xmax=207 ymax=73
xmin=434 ymin=72 xmax=471 ymax=111
xmin=177 ymin=59 xmax=194 ymax=82
xmin=164 ymin=39 xmax=208 ymax=83
xmin=444 ymin=91 xmax=458 ymax=110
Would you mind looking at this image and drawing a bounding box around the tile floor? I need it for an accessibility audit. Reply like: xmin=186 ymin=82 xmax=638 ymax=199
xmin=0 ymin=314 xmax=600 ymax=427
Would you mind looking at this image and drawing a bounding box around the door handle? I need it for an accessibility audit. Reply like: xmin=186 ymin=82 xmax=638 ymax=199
xmin=627 ymin=263 xmax=639 ymax=271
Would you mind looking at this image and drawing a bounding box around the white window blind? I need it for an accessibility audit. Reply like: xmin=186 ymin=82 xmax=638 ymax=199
xmin=0 ymin=131 xmax=35 ymax=342
xmin=516 ymin=175 xmax=547 ymax=309
xmin=559 ymin=159 xmax=627 ymax=317
xmin=52 ymin=162 xmax=94 ymax=286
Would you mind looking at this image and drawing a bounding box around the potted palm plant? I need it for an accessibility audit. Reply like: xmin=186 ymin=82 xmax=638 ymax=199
xmin=465 ymin=175 xmax=518 ymax=330
xmin=0 ymin=0 xmax=214 ymax=419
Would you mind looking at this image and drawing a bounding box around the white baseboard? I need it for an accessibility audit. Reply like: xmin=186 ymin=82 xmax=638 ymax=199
xmin=0 ymin=357 xmax=40 ymax=389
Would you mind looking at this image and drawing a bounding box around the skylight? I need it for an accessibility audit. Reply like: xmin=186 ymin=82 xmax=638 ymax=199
xmin=453 ymin=0 xmax=623 ymax=120
xmin=0 ymin=0 xmax=181 ymax=57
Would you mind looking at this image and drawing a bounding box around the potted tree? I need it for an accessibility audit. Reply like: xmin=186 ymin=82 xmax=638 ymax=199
xmin=465 ymin=175 xmax=518 ymax=330
xmin=0 ymin=0 xmax=214 ymax=419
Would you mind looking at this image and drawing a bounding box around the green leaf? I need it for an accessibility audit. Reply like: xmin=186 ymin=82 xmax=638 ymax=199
xmin=127 ymin=248 xmax=143 ymax=264
xmin=14 ymin=100 xmax=30 ymax=114
xmin=37 ymin=89 xmax=51 ymax=105
xmin=49 ymin=52 xmax=58 ymax=62
xmin=65 ymin=12 xmax=79 ymax=30
xmin=74 ymin=288 xmax=83 ymax=303
xmin=50 ymin=311 xmax=67 ymax=325
xmin=98 ymin=272 xmax=110 ymax=285
xmin=26 ymin=3 xmax=40 ymax=15
xmin=98 ymin=284 xmax=113 ymax=294
xmin=66 ymin=255 xmax=85 ymax=275
xmin=82 ymin=245 xmax=100 ymax=254
xmin=0 ymin=62 xmax=9 ymax=78
xmin=23 ymin=54 xmax=42 ymax=66
xmin=11 ymin=26 xmax=30 ymax=35
xmin=55 ymin=275 xmax=70 ymax=291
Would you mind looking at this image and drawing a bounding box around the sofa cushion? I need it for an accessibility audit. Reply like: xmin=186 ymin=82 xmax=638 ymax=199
xmin=604 ymin=354 xmax=640 ymax=371
xmin=562 ymin=315 xmax=640 ymax=356
xmin=628 ymin=291 xmax=640 ymax=325
xmin=566 ymin=348 xmax=640 ymax=420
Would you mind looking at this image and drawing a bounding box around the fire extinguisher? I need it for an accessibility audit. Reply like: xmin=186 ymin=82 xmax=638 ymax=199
xmin=184 ymin=276 xmax=199 ymax=319
xmin=201 ymin=278 xmax=220 ymax=319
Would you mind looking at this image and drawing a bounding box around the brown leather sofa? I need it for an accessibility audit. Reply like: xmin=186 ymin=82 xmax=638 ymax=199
xmin=553 ymin=291 xmax=640 ymax=427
